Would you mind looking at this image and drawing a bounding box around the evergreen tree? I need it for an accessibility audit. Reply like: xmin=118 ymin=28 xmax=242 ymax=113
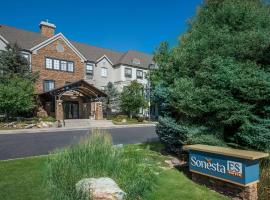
xmin=153 ymin=0 xmax=270 ymax=151
xmin=0 ymin=43 xmax=38 ymax=82
xmin=103 ymin=82 xmax=119 ymax=116
xmin=0 ymin=43 xmax=37 ymax=120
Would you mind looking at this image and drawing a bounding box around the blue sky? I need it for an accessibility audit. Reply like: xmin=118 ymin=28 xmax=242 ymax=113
xmin=0 ymin=0 xmax=202 ymax=54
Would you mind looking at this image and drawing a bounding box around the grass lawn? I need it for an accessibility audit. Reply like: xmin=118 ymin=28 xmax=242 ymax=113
xmin=0 ymin=143 xmax=228 ymax=200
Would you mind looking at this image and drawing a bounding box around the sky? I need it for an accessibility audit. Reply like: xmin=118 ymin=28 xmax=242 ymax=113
xmin=0 ymin=0 xmax=203 ymax=54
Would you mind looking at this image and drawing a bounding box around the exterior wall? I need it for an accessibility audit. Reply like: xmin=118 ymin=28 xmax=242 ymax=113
xmin=0 ymin=39 xmax=6 ymax=51
xmin=114 ymin=64 xmax=148 ymax=91
xmin=89 ymin=57 xmax=115 ymax=90
xmin=31 ymin=38 xmax=85 ymax=93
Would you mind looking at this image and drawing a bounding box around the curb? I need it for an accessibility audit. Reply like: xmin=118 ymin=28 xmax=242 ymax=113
xmin=0 ymin=124 xmax=156 ymax=135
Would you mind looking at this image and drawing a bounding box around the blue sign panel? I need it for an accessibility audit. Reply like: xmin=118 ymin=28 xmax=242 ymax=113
xmin=189 ymin=150 xmax=259 ymax=185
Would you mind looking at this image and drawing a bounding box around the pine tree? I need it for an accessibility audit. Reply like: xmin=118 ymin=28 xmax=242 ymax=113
xmin=153 ymin=0 xmax=270 ymax=151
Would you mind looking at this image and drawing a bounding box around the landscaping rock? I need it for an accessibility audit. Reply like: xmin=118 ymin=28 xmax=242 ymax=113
xmin=4 ymin=122 xmax=15 ymax=128
xmin=76 ymin=177 xmax=126 ymax=200
xmin=25 ymin=124 xmax=36 ymax=129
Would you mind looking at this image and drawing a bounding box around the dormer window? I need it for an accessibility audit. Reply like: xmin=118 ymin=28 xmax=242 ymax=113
xmin=86 ymin=63 xmax=93 ymax=75
xmin=132 ymin=58 xmax=140 ymax=65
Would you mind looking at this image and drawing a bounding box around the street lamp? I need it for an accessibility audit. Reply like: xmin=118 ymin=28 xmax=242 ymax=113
xmin=148 ymin=63 xmax=155 ymax=122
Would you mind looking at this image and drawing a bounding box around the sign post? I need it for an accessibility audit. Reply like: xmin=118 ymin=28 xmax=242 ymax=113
xmin=184 ymin=144 xmax=269 ymax=200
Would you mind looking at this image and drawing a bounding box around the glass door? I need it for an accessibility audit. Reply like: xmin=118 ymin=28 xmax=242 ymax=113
xmin=64 ymin=101 xmax=79 ymax=119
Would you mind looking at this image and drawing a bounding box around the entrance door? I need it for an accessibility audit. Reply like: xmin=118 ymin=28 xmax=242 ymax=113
xmin=64 ymin=101 xmax=79 ymax=119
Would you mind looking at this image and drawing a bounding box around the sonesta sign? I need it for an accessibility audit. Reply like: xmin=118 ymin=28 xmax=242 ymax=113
xmin=191 ymin=156 xmax=242 ymax=176
xmin=185 ymin=145 xmax=269 ymax=186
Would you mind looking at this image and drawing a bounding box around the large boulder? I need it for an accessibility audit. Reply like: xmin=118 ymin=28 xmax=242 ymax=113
xmin=76 ymin=177 xmax=126 ymax=200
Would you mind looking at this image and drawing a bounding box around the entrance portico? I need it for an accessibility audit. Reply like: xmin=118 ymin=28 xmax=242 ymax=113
xmin=38 ymin=80 xmax=107 ymax=122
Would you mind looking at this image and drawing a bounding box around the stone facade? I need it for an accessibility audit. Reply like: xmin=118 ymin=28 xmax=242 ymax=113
xmin=191 ymin=172 xmax=258 ymax=200
xmin=31 ymin=38 xmax=85 ymax=93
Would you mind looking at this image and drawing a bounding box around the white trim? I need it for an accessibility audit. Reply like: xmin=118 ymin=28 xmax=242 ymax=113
xmin=0 ymin=35 xmax=9 ymax=44
xmin=96 ymin=55 xmax=114 ymax=65
xmin=30 ymin=33 xmax=86 ymax=61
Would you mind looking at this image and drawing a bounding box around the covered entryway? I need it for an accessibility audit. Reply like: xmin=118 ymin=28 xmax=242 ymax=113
xmin=38 ymin=80 xmax=107 ymax=124
xmin=64 ymin=101 xmax=79 ymax=119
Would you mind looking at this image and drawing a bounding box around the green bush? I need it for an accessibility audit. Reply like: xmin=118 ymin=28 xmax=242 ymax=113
xmin=187 ymin=134 xmax=227 ymax=147
xmin=41 ymin=116 xmax=56 ymax=122
xmin=46 ymin=129 xmax=156 ymax=200
xmin=259 ymin=156 xmax=270 ymax=200
xmin=114 ymin=115 xmax=128 ymax=122
xmin=156 ymin=116 xmax=226 ymax=154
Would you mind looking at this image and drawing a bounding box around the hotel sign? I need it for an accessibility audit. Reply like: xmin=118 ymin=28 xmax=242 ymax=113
xmin=185 ymin=145 xmax=269 ymax=186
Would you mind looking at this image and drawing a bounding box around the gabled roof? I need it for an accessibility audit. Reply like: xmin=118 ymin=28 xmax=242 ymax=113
xmin=0 ymin=25 xmax=48 ymax=50
xmin=0 ymin=24 xmax=153 ymax=69
xmin=30 ymin=33 xmax=86 ymax=61
xmin=117 ymin=50 xmax=153 ymax=69
xmin=71 ymin=41 xmax=123 ymax=64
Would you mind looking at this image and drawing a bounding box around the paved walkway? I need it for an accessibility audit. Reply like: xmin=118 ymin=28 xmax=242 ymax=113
xmin=64 ymin=119 xmax=114 ymax=128
xmin=0 ymin=126 xmax=157 ymax=160
xmin=0 ymin=123 xmax=156 ymax=134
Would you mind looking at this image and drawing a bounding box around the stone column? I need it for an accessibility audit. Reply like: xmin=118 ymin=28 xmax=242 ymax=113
xmin=55 ymin=100 xmax=64 ymax=121
xmin=95 ymin=102 xmax=103 ymax=120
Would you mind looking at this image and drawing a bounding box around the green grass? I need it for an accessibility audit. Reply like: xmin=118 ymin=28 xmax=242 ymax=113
xmin=0 ymin=142 xmax=228 ymax=200
xmin=0 ymin=156 xmax=49 ymax=200
xmin=145 ymin=170 xmax=228 ymax=200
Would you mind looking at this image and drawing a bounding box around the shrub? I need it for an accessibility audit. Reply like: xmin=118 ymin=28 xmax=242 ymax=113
xmin=186 ymin=134 xmax=227 ymax=147
xmin=115 ymin=115 xmax=128 ymax=122
xmin=259 ymin=156 xmax=270 ymax=200
xmin=41 ymin=116 xmax=56 ymax=122
xmin=156 ymin=116 xmax=226 ymax=154
xmin=46 ymin=129 xmax=156 ymax=200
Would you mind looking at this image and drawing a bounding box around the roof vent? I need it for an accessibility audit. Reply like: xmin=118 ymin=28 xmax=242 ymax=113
xmin=132 ymin=58 xmax=140 ymax=65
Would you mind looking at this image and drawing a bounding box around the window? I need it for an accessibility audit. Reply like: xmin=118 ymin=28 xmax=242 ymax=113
xmin=44 ymin=80 xmax=55 ymax=92
xmin=101 ymin=67 xmax=108 ymax=77
xmin=67 ymin=62 xmax=74 ymax=72
xmin=53 ymin=59 xmax=60 ymax=70
xmin=21 ymin=53 xmax=30 ymax=63
xmin=136 ymin=70 xmax=143 ymax=79
xmin=61 ymin=60 xmax=67 ymax=71
xmin=46 ymin=58 xmax=53 ymax=69
xmin=45 ymin=57 xmax=74 ymax=72
xmin=86 ymin=64 xmax=93 ymax=75
xmin=125 ymin=68 xmax=132 ymax=78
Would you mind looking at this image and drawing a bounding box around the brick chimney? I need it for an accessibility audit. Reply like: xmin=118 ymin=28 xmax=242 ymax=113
xmin=39 ymin=21 xmax=56 ymax=37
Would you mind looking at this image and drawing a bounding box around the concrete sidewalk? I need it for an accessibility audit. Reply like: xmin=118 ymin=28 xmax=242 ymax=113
xmin=0 ymin=123 xmax=156 ymax=134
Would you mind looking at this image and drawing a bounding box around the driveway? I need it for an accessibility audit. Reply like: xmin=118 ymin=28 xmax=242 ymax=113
xmin=0 ymin=126 xmax=157 ymax=160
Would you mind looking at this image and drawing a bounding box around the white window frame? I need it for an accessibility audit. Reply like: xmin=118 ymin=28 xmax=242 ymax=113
xmin=61 ymin=60 xmax=67 ymax=71
xmin=67 ymin=62 xmax=74 ymax=72
xmin=44 ymin=80 xmax=55 ymax=92
xmin=136 ymin=70 xmax=143 ymax=79
xmin=45 ymin=58 xmax=53 ymax=69
xmin=86 ymin=63 xmax=93 ymax=75
xmin=53 ymin=59 xmax=60 ymax=70
xmin=101 ymin=67 xmax=108 ymax=77
xmin=125 ymin=68 xmax=132 ymax=78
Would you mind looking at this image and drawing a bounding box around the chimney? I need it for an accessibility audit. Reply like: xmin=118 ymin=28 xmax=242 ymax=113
xmin=39 ymin=21 xmax=56 ymax=37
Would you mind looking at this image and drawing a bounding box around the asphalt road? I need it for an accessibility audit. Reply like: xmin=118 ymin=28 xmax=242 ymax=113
xmin=0 ymin=126 xmax=157 ymax=160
